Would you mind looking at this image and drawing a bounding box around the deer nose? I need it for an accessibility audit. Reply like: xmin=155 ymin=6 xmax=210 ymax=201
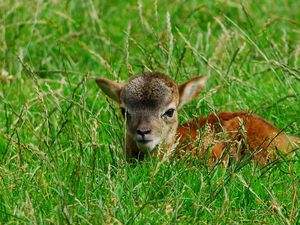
xmin=136 ymin=129 xmax=151 ymax=137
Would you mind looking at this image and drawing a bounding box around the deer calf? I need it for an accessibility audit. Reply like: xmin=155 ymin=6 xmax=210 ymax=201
xmin=96 ymin=72 xmax=299 ymax=164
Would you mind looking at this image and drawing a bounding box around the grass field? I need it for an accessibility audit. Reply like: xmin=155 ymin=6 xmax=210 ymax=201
xmin=1 ymin=0 xmax=300 ymax=224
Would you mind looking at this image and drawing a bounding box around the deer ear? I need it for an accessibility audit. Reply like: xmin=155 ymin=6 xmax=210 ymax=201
xmin=178 ymin=76 xmax=207 ymax=109
xmin=95 ymin=78 xmax=125 ymax=103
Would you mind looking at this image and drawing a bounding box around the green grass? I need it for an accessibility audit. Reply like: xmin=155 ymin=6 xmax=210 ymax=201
xmin=1 ymin=0 xmax=300 ymax=224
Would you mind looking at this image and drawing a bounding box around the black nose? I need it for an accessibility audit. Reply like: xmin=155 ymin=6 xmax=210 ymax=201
xmin=137 ymin=129 xmax=151 ymax=137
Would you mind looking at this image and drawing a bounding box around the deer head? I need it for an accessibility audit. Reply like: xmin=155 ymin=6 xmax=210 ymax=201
xmin=96 ymin=72 xmax=207 ymax=159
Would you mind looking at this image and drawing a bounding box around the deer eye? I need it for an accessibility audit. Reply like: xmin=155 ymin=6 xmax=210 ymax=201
xmin=120 ymin=107 xmax=131 ymax=119
xmin=163 ymin=108 xmax=175 ymax=118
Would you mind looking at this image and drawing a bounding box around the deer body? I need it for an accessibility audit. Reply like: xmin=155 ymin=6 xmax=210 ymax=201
xmin=96 ymin=72 xmax=299 ymax=164
xmin=177 ymin=111 xmax=298 ymax=164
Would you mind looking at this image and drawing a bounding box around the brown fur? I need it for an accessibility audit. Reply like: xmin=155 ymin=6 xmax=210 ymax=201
xmin=120 ymin=72 xmax=179 ymax=109
xmin=177 ymin=112 xmax=298 ymax=164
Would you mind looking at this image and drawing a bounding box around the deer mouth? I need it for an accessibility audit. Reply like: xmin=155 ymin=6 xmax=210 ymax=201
xmin=136 ymin=139 xmax=152 ymax=144
xmin=136 ymin=138 xmax=160 ymax=152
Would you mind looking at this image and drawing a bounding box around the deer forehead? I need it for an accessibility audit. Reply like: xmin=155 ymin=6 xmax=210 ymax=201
xmin=120 ymin=74 xmax=179 ymax=110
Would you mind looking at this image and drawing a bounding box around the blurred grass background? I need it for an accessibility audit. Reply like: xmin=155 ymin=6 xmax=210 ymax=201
xmin=0 ymin=0 xmax=299 ymax=223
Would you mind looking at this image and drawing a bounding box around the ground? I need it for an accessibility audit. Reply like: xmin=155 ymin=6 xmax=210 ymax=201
xmin=0 ymin=0 xmax=299 ymax=224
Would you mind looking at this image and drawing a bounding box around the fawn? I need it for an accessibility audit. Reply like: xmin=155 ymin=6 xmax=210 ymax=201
xmin=96 ymin=72 xmax=299 ymax=164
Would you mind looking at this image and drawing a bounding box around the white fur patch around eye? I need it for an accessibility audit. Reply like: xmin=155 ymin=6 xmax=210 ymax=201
xmin=160 ymin=102 xmax=177 ymax=116
xmin=120 ymin=103 xmax=133 ymax=116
